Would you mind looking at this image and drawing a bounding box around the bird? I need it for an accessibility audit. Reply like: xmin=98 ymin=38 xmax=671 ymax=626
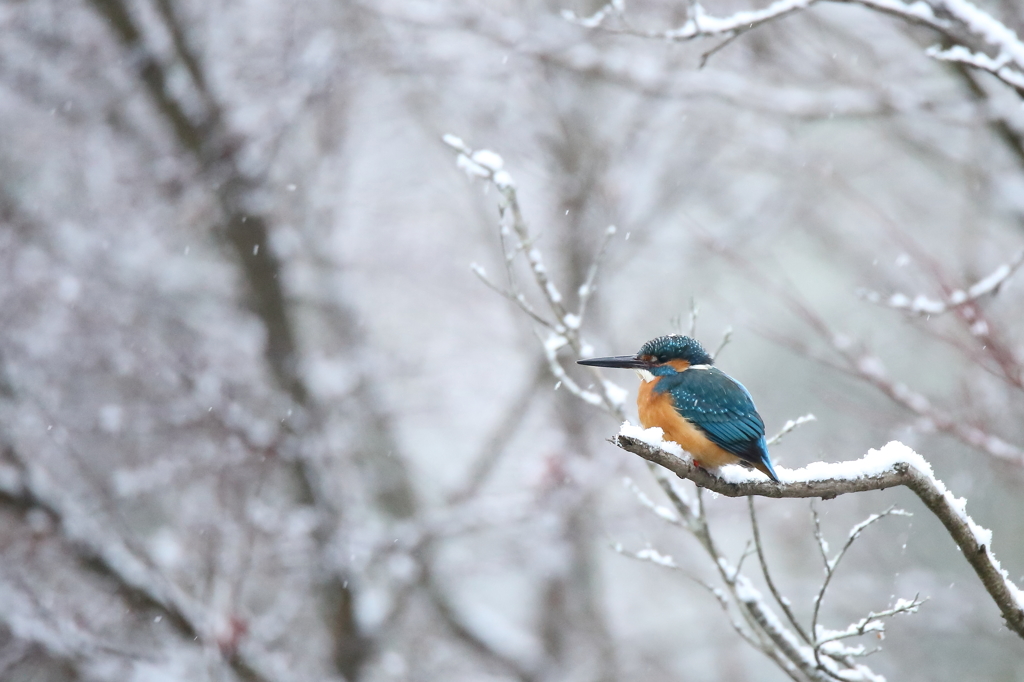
xmin=577 ymin=334 xmax=779 ymax=482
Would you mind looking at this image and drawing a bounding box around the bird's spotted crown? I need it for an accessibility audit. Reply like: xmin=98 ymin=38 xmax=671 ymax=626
xmin=638 ymin=335 xmax=713 ymax=366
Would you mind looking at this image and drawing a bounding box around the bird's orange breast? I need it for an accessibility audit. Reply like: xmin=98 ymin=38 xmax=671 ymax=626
xmin=637 ymin=377 xmax=741 ymax=469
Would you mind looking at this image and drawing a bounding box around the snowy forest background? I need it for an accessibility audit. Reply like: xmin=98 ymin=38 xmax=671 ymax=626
xmin=1 ymin=0 xmax=1024 ymax=680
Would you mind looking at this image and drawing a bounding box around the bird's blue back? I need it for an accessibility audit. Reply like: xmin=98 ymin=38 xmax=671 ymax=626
xmin=653 ymin=366 xmax=772 ymax=472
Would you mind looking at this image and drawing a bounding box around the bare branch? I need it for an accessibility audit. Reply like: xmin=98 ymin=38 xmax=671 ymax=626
xmin=577 ymin=225 xmax=618 ymax=323
xmin=711 ymin=327 xmax=733 ymax=361
xmin=813 ymin=596 xmax=923 ymax=680
xmin=450 ymin=135 xmax=905 ymax=680
xmin=748 ymin=498 xmax=813 ymax=645
xmin=732 ymin=574 xmax=830 ymax=682
xmin=834 ymin=344 xmax=1024 ymax=464
xmin=811 ymin=505 xmax=831 ymax=574
xmin=615 ymin=543 xmax=681 ymax=570
xmin=540 ymin=332 xmax=606 ymax=407
xmin=470 ymin=263 xmax=558 ymax=330
xmin=692 ymin=492 xmax=830 ymax=682
xmin=927 ymin=45 xmax=1024 ymax=89
xmin=709 ymin=236 xmax=1024 ymax=465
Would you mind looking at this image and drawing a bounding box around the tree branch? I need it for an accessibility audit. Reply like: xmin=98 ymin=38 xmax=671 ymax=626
xmin=613 ymin=428 xmax=1024 ymax=637
xmin=0 ymin=444 xmax=276 ymax=682
xmin=858 ymin=251 xmax=1024 ymax=316
xmin=566 ymin=0 xmax=1024 ymax=95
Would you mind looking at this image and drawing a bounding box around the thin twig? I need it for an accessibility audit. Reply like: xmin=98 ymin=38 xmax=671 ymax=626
xmin=700 ymin=33 xmax=743 ymax=68
xmin=577 ymin=225 xmax=618 ymax=323
xmin=712 ymin=327 xmax=732 ymax=361
xmin=811 ymin=507 xmax=910 ymax=673
xmin=748 ymin=497 xmax=812 ymax=645
xmin=622 ymin=477 xmax=682 ymax=526
xmin=767 ymin=414 xmax=816 ymax=447
xmin=811 ymin=505 xmax=831 ymax=574
xmin=471 ymin=264 xmax=557 ymax=330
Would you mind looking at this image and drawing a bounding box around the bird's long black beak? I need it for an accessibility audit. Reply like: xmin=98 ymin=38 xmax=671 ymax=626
xmin=577 ymin=355 xmax=651 ymax=370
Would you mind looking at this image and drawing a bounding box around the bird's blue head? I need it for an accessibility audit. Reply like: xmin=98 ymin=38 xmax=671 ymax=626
xmin=637 ymin=335 xmax=712 ymax=366
xmin=576 ymin=335 xmax=713 ymax=373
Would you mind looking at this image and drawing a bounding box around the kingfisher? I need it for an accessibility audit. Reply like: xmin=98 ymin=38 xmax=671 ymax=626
xmin=578 ymin=335 xmax=779 ymax=482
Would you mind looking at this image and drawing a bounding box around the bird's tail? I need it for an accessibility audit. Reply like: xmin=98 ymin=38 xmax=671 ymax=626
xmin=754 ymin=459 xmax=780 ymax=483
xmin=754 ymin=436 xmax=780 ymax=483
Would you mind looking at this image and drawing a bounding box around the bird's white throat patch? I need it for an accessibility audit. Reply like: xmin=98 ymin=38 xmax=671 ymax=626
xmin=635 ymin=369 xmax=656 ymax=383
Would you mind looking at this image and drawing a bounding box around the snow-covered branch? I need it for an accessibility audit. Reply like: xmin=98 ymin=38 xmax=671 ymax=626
xmin=933 ymin=0 xmax=1024 ymax=85
xmin=614 ymin=424 xmax=1024 ymax=638
xmin=564 ymin=0 xmax=1024 ymax=95
xmin=644 ymin=480 xmax=841 ymax=681
xmin=859 ymin=251 xmax=1024 ymax=316
xmin=624 ymin=471 xmax=920 ymax=681
xmin=563 ymin=0 xmax=824 ymax=41
xmin=815 ymin=597 xmax=922 ymax=647
xmin=445 ymin=134 xmax=629 ymax=419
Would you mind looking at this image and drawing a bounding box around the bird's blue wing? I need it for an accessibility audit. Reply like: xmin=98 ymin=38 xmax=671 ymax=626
xmin=655 ymin=367 xmax=767 ymax=465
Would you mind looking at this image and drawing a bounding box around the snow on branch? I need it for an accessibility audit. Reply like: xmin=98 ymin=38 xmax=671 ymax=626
xmin=622 ymin=477 xmax=684 ymax=525
xmin=926 ymin=45 xmax=1024 ymax=89
xmin=564 ymin=0 xmax=948 ymax=42
xmin=561 ymin=0 xmax=625 ymax=28
xmin=445 ymin=134 xmax=629 ymax=419
xmin=562 ymin=0 xmax=1024 ymax=94
xmin=859 ymin=251 xmax=1024 ymax=316
xmin=937 ymin=0 xmax=1024 ymax=70
xmin=564 ymin=0 xmax=822 ymax=40
xmin=815 ymin=597 xmax=922 ymax=648
xmin=614 ymin=423 xmax=1024 ymax=638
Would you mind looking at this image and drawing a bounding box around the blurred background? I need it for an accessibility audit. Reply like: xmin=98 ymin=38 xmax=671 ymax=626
xmin=1 ymin=0 xmax=1024 ymax=680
